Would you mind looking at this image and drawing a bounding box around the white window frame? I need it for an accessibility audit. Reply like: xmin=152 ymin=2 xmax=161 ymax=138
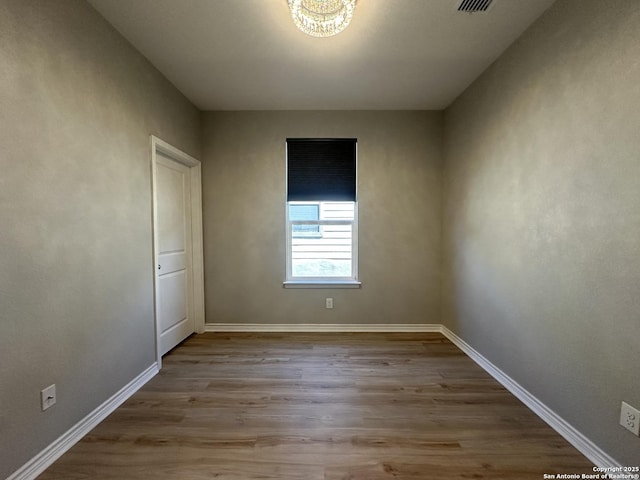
xmin=284 ymin=201 xmax=360 ymax=288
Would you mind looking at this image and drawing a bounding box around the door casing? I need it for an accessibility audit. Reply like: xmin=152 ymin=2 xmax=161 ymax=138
xmin=151 ymin=135 xmax=204 ymax=368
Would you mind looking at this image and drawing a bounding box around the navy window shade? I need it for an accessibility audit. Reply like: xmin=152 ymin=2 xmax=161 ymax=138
xmin=287 ymin=138 xmax=357 ymax=201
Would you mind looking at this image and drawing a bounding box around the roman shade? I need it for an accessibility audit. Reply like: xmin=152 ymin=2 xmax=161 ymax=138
xmin=286 ymin=138 xmax=357 ymax=201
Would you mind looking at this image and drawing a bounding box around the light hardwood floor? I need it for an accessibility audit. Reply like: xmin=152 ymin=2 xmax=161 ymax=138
xmin=38 ymin=332 xmax=593 ymax=479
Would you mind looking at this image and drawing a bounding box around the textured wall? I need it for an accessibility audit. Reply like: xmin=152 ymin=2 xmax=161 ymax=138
xmin=442 ymin=0 xmax=640 ymax=465
xmin=202 ymin=111 xmax=442 ymax=327
xmin=0 ymin=1 xmax=200 ymax=477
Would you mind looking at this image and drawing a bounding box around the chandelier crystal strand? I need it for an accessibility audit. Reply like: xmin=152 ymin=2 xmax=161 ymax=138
xmin=288 ymin=0 xmax=356 ymax=37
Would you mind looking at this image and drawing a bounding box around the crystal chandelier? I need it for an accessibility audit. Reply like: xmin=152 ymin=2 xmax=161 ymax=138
xmin=288 ymin=0 xmax=356 ymax=38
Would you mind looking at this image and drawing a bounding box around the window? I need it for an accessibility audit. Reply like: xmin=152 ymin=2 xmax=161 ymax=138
xmin=285 ymin=138 xmax=359 ymax=287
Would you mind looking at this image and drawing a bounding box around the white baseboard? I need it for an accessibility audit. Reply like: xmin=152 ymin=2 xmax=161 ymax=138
xmin=8 ymin=363 xmax=159 ymax=480
xmin=440 ymin=326 xmax=621 ymax=468
xmin=11 ymin=324 xmax=619 ymax=477
xmin=204 ymin=323 xmax=442 ymax=333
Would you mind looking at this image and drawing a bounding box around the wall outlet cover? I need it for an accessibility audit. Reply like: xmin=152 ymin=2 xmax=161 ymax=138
xmin=620 ymin=401 xmax=640 ymax=436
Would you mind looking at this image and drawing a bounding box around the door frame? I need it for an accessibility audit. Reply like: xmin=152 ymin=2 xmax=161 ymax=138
xmin=151 ymin=135 xmax=205 ymax=368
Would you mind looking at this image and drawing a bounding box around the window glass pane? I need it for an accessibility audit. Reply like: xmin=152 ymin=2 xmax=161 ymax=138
xmin=291 ymin=223 xmax=352 ymax=277
xmin=289 ymin=204 xmax=319 ymax=221
xmin=289 ymin=204 xmax=320 ymax=236
xmin=320 ymin=202 xmax=354 ymax=220
xmin=288 ymin=201 xmax=355 ymax=280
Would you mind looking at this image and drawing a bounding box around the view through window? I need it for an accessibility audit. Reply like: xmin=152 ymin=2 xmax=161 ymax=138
xmin=289 ymin=201 xmax=355 ymax=278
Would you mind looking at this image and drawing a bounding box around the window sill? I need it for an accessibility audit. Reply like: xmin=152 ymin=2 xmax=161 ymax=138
xmin=283 ymin=281 xmax=361 ymax=289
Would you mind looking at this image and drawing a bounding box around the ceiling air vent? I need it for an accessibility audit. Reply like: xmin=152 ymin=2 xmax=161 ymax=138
xmin=457 ymin=0 xmax=494 ymax=13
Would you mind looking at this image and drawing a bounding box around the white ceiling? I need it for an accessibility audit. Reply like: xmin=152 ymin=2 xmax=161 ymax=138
xmin=87 ymin=0 xmax=556 ymax=111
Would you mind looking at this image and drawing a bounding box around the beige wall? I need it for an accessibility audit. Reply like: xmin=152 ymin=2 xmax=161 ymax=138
xmin=0 ymin=0 xmax=200 ymax=477
xmin=201 ymin=111 xmax=442 ymax=327
xmin=442 ymin=0 xmax=640 ymax=465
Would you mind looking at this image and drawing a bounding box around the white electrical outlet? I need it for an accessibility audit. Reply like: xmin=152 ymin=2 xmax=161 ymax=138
xmin=41 ymin=384 xmax=56 ymax=411
xmin=325 ymin=297 xmax=333 ymax=309
xmin=620 ymin=401 xmax=640 ymax=435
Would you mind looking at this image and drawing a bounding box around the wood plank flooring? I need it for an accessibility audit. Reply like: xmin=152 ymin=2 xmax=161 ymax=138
xmin=38 ymin=332 xmax=594 ymax=479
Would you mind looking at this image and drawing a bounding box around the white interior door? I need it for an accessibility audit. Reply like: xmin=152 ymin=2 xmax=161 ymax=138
xmin=156 ymin=152 xmax=194 ymax=355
